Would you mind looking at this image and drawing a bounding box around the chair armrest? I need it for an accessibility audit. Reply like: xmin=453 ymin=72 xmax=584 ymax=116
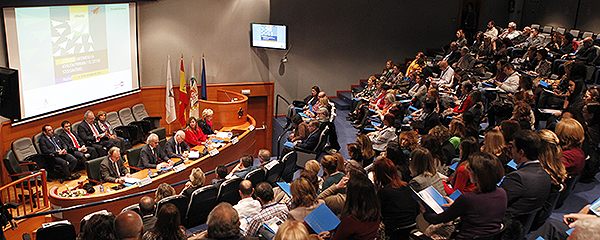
xmin=19 ymin=161 xmax=40 ymax=169
xmin=293 ymin=147 xmax=315 ymax=154
xmin=87 ymin=178 xmax=102 ymax=185
xmin=8 ymin=172 xmax=38 ymax=177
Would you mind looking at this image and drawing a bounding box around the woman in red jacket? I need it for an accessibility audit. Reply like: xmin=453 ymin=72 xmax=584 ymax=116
xmin=184 ymin=117 xmax=206 ymax=147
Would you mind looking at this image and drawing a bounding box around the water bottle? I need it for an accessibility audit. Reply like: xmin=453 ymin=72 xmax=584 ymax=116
xmin=99 ymin=183 xmax=104 ymax=193
xmin=147 ymin=169 xmax=152 ymax=179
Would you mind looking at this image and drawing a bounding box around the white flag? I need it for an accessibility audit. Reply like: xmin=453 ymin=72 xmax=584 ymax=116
xmin=189 ymin=55 xmax=200 ymax=119
xmin=165 ymin=55 xmax=177 ymax=124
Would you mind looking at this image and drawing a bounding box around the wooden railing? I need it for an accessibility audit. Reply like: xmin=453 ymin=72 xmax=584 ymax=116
xmin=0 ymin=170 xmax=49 ymax=217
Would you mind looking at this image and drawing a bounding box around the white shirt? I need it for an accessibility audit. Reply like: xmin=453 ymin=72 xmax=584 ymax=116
xmin=434 ymin=66 xmax=454 ymax=88
xmin=233 ymin=197 xmax=262 ymax=218
xmin=484 ymin=27 xmax=498 ymax=39
xmin=499 ymin=71 xmax=520 ymax=93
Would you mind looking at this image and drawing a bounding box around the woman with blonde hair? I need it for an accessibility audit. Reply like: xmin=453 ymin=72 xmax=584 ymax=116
xmin=273 ymin=220 xmax=311 ymax=240
xmin=408 ymin=148 xmax=446 ymax=195
xmin=481 ymin=129 xmax=507 ymax=164
xmin=181 ymin=168 xmax=205 ymax=198
xmin=155 ymin=183 xmax=176 ymax=203
xmin=556 ymin=118 xmax=586 ymax=176
xmin=198 ymin=108 xmax=216 ymax=135
xmin=537 ymin=130 xmax=567 ymax=186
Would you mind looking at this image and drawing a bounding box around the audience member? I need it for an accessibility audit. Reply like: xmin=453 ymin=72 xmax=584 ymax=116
xmin=154 ymin=183 xmax=176 ymax=203
xmin=229 ymin=155 xmax=256 ymax=179
xmin=398 ymin=131 xmax=419 ymax=158
xmin=321 ymin=155 xmax=346 ymax=194
xmin=367 ymin=114 xmax=397 ymax=152
xmin=498 ymin=22 xmax=520 ymax=40
xmin=481 ymin=129 xmax=508 ymax=164
xmin=245 ymin=182 xmax=289 ymax=237
xmin=321 ymin=170 xmax=380 ymax=240
xmin=428 ymin=125 xmax=456 ymax=165
xmin=288 ymin=114 xmax=309 ymax=142
xmin=38 ymin=124 xmax=79 ymax=181
xmin=419 ymin=99 xmax=440 ymax=134
xmin=289 ymin=177 xmax=325 ymax=221
xmin=115 ymin=210 xmax=144 ymax=240
xmin=139 ymin=196 xmax=157 ymax=233
xmin=203 ymin=202 xmax=258 ymax=240
xmin=483 ymin=21 xmax=498 ymax=39
xmin=430 ymin=61 xmax=454 ymax=88
xmin=408 ymin=148 xmax=446 ymax=195
xmin=78 ymin=213 xmax=117 ymax=240
xmin=500 ymin=130 xmax=551 ymax=216
xmin=211 ymin=165 xmax=228 ymax=187
xmin=139 ymin=133 xmax=173 ymax=169
xmin=448 ymin=120 xmax=465 ymax=152
xmin=446 ymin=137 xmax=479 ymax=194
xmin=356 ymin=134 xmax=376 ymax=166
xmin=164 ymin=130 xmax=190 ymax=159
xmin=233 ymin=180 xmax=261 ymax=218
xmin=293 ymin=120 xmax=321 ymax=150
xmin=180 ymin=168 xmax=205 ymax=198
xmin=424 ymin=152 xmax=506 ymax=239
xmin=100 ymin=147 xmax=130 ymax=183
xmin=142 ymin=203 xmax=186 ymax=240
xmin=273 ymin=220 xmax=311 ymax=240
xmin=373 ymin=157 xmax=419 ymax=240
xmin=556 ymin=118 xmax=586 ymax=176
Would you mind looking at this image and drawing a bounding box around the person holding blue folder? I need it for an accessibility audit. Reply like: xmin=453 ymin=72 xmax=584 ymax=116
xmin=423 ymin=152 xmax=507 ymax=239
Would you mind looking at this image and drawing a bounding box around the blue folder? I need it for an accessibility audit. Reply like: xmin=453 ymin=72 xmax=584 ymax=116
xmin=283 ymin=141 xmax=294 ymax=148
xmin=409 ymin=106 xmax=419 ymax=111
xmin=304 ymin=204 xmax=341 ymax=233
xmin=277 ymin=182 xmax=292 ymax=197
xmin=507 ymin=159 xmax=517 ymax=170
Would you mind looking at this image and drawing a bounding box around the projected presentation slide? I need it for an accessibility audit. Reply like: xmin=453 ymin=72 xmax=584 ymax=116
xmin=4 ymin=3 xmax=138 ymax=119
xmin=251 ymin=23 xmax=287 ymax=49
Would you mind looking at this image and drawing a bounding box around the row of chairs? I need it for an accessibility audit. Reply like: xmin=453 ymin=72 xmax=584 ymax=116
xmin=530 ymin=23 xmax=596 ymax=41
xmin=8 ymin=104 xmax=163 ymax=179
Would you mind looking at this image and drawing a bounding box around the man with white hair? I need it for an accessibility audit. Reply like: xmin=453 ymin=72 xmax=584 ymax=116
xmin=164 ymin=130 xmax=190 ymax=159
xmin=498 ymin=22 xmax=521 ymax=40
xmin=138 ymin=133 xmax=173 ymax=169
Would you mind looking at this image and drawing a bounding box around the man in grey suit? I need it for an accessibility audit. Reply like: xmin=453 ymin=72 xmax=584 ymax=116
xmin=100 ymin=147 xmax=130 ymax=183
xmin=138 ymin=133 xmax=173 ymax=169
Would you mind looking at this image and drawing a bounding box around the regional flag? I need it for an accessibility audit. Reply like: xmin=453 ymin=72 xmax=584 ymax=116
xmin=201 ymin=54 xmax=207 ymax=100
xmin=178 ymin=55 xmax=188 ymax=126
xmin=189 ymin=56 xmax=199 ymax=119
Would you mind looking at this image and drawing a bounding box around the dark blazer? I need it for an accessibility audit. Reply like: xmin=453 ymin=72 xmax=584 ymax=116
xmin=78 ymin=120 xmax=104 ymax=146
xmin=319 ymin=120 xmax=340 ymax=151
xmin=500 ymin=161 xmax=552 ymax=216
xmin=59 ymin=130 xmax=86 ymax=153
xmin=100 ymin=156 xmax=129 ymax=183
xmin=38 ymin=133 xmax=68 ymax=156
xmin=296 ymin=129 xmax=321 ymax=150
xmin=444 ymin=50 xmax=461 ymax=66
xmin=198 ymin=119 xmax=214 ymax=135
xmin=138 ymin=144 xmax=170 ymax=169
xmin=422 ymin=111 xmax=440 ymax=134
xmin=164 ymin=137 xmax=191 ymax=159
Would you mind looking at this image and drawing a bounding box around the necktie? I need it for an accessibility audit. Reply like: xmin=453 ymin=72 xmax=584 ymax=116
xmin=114 ymin=161 xmax=120 ymax=177
xmin=68 ymin=132 xmax=81 ymax=148
xmin=176 ymin=143 xmax=179 ymax=155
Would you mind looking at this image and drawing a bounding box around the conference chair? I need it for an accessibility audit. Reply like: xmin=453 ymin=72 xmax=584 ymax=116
xmin=531 ymin=183 xmax=563 ymax=231
xmin=542 ymin=25 xmax=553 ymax=34
xmin=106 ymin=111 xmax=142 ymax=144
xmin=279 ymin=151 xmax=297 ymax=183
xmin=569 ymin=29 xmax=580 ymax=40
xmin=119 ymin=108 xmax=152 ymax=136
xmin=150 ymin=127 xmax=166 ymax=141
xmin=85 ymin=157 xmax=104 ymax=184
xmin=12 ymin=137 xmax=58 ymax=178
xmin=294 ymin=125 xmax=330 ymax=167
xmin=185 ymin=185 xmax=219 ymax=228
xmin=35 ymin=221 xmax=76 ymax=240
xmin=120 ymin=203 xmax=141 ymax=216
xmin=555 ymin=27 xmax=566 ymax=35
xmin=216 ymin=177 xmax=243 ymax=205
xmin=125 ymin=145 xmax=144 ymax=173
xmin=3 ymin=150 xmax=42 ymax=206
xmin=503 ymin=207 xmax=542 ymax=240
xmin=71 ymin=122 xmax=80 ymax=135
xmin=264 ymin=160 xmax=284 ymax=185
xmin=555 ymin=174 xmax=581 ymax=209
xmin=155 ymin=195 xmax=189 ymax=225
xmin=32 ymin=132 xmax=44 ymax=154
xmin=581 ymin=31 xmax=594 ymax=39
xmin=244 ymin=168 xmax=266 ymax=187
xmin=530 ymin=24 xmax=540 ymax=30
xmin=54 ymin=127 xmax=64 ymax=138
xmin=132 ymin=103 xmax=163 ymax=129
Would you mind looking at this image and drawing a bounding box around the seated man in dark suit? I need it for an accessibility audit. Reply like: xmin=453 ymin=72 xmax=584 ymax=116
xmin=100 ymin=147 xmax=130 ymax=183
xmin=77 ymin=110 xmax=119 ymax=156
xmin=211 ymin=164 xmax=228 ymax=187
xmin=420 ymin=99 xmax=440 ymax=134
xmin=500 ymin=130 xmax=552 ymax=216
xmin=138 ymin=133 xmax=173 ymax=169
xmin=164 ymin=130 xmax=190 ymax=159
xmin=59 ymin=120 xmax=98 ymax=167
xmin=38 ymin=124 xmax=80 ymax=181
xmin=293 ymin=119 xmax=321 ymax=150
xmin=139 ymin=196 xmax=156 ymax=233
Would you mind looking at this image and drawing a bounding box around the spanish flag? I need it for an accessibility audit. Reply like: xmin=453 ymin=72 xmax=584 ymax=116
xmin=178 ymin=55 xmax=188 ymax=126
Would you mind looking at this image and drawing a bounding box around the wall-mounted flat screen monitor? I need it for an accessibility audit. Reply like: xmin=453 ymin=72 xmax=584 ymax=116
xmin=251 ymin=23 xmax=287 ymax=50
xmin=3 ymin=3 xmax=139 ymax=121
